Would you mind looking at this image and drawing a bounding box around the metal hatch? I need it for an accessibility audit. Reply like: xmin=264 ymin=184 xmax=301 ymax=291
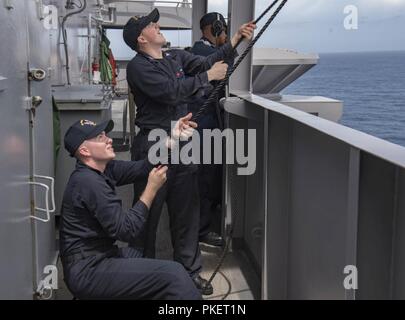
xmin=52 ymin=84 xmax=109 ymax=109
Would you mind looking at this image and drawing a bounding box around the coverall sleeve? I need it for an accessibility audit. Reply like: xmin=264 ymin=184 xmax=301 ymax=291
xmin=82 ymin=180 xmax=149 ymax=243
xmin=105 ymin=159 xmax=153 ymax=186
xmin=180 ymin=42 xmax=234 ymax=75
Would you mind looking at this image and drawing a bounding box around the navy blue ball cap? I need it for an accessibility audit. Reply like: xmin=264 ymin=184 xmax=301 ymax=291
xmin=123 ymin=8 xmax=160 ymax=51
xmin=64 ymin=119 xmax=114 ymax=157
xmin=200 ymin=12 xmax=227 ymax=30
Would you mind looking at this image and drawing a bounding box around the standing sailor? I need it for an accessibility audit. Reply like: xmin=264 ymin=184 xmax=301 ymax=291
xmin=123 ymin=8 xmax=255 ymax=295
xmin=188 ymin=12 xmax=237 ymax=248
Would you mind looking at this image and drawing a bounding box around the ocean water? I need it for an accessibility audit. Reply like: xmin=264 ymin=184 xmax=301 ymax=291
xmin=283 ymin=51 xmax=405 ymax=147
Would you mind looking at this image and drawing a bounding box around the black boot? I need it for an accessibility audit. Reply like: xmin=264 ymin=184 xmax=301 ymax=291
xmin=199 ymin=232 xmax=224 ymax=247
xmin=192 ymin=275 xmax=214 ymax=296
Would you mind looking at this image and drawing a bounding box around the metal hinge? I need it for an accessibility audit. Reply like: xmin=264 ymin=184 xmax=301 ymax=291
xmin=3 ymin=0 xmax=14 ymax=10
xmin=35 ymin=0 xmax=45 ymax=20
xmin=0 ymin=75 xmax=7 ymax=92
xmin=28 ymin=68 xmax=47 ymax=82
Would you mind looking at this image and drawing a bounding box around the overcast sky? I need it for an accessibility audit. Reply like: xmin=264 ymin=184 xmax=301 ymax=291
xmin=208 ymin=0 xmax=405 ymax=53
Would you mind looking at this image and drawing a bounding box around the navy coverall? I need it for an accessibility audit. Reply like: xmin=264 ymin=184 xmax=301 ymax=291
xmin=127 ymin=42 xmax=235 ymax=278
xmin=59 ymin=160 xmax=201 ymax=300
xmin=188 ymin=38 xmax=236 ymax=239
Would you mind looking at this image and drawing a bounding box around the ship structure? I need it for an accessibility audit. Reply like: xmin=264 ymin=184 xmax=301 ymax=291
xmin=0 ymin=0 xmax=404 ymax=300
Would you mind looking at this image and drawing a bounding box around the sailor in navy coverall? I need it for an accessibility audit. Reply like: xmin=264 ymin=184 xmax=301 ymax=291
xmin=188 ymin=12 xmax=237 ymax=248
xmin=123 ymin=9 xmax=255 ymax=295
xmin=59 ymin=117 xmax=201 ymax=300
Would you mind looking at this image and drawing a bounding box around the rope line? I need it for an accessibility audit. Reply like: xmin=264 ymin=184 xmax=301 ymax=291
xmin=200 ymin=0 xmax=289 ymax=292
xmin=192 ymin=0 xmax=288 ymax=122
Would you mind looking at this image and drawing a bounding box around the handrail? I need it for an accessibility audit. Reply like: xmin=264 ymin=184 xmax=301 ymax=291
xmin=34 ymin=175 xmax=56 ymax=213
xmin=227 ymin=92 xmax=405 ymax=169
xmin=28 ymin=182 xmax=50 ymax=223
